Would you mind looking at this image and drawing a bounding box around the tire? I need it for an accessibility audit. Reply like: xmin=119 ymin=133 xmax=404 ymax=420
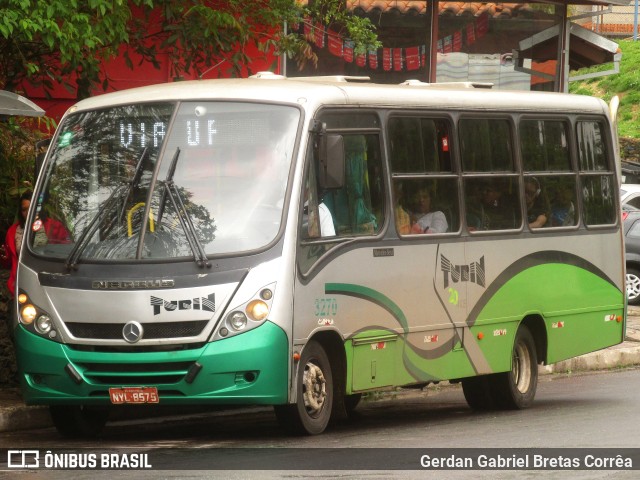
xmin=490 ymin=325 xmax=538 ymax=409
xmin=50 ymin=405 xmax=109 ymax=438
xmin=462 ymin=375 xmax=496 ymax=410
xmin=626 ymin=268 xmax=640 ymax=306
xmin=274 ymin=341 xmax=333 ymax=435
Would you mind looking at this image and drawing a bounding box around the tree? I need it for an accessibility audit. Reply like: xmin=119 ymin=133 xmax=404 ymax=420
xmin=0 ymin=0 xmax=380 ymax=99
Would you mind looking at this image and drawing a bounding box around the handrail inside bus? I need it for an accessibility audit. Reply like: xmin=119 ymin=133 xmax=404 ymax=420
xmin=127 ymin=202 xmax=154 ymax=237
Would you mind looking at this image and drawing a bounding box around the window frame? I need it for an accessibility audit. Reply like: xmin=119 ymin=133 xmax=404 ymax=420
xmin=575 ymin=116 xmax=618 ymax=229
xmin=518 ymin=115 xmax=579 ymax=231
xmin=387 ymin=112 xmax=460 ymax=236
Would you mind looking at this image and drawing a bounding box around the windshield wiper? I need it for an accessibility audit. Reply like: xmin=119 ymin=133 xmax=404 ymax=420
xmin=65 ymin=148 xmax=148 ymax=271
xmin=116 ymin=146 xmax=148 ymax=225
xmin=150 ymin=148 xmax=210 ymax=268
xmin=64 ymin=184 xmax=126 ymax=271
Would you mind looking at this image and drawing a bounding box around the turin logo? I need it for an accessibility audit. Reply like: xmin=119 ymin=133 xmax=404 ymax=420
xmin=150 ymin=293 xmax=215 ymax=316
xmin=440 ymin=254 xmax=485 ymax=289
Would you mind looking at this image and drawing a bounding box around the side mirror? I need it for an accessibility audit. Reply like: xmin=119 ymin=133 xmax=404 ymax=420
xmin=318 ymin=134 xmax=345 ymax=189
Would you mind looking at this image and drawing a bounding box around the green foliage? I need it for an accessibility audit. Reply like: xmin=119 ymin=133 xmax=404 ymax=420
xmin=0 ymin=0 xmax=137 ymax=97
xmin=570 ymin=40 xmax=640 ymax=140
xmin=0 ymin=0 xmax=379 ymax=96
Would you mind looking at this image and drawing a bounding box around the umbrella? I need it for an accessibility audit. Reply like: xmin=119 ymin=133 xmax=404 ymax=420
xmin=0 ymin=90 xmax=44 ymax=117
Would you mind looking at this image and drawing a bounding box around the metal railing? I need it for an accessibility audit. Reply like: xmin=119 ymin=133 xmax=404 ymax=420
xmin=573 ymin=3 xmax=640 ymax=40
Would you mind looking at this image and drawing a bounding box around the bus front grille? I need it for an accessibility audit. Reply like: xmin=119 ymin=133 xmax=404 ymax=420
xmin=65 ymin=320 xmax=208 ymax=340
xmin=77 ymin=361 xmax=194 ymax=385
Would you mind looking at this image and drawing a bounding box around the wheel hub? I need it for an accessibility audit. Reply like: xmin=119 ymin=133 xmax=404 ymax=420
xmin=626 ymin=273 xmax=640 ymax=301
xmin=513 ymin=342 xmax=532 ymax=394
xmin=302 ymin=362 xmax=326 ymax=416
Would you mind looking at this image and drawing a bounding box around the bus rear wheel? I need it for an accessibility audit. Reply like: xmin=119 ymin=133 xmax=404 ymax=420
xmin=274 ymin=340 xmax=333 ymax=435
xmin=461 ymin=375 xmax=495 ymax=410
xmin=49 ymin=405 xmax=109 ymax=438
xmin=491 ymin=325 xmax=538 ymax=409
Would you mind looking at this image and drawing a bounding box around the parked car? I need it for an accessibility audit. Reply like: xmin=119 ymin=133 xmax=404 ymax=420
xmin=623 ymin=208 xmax=640 ymax=305
xmin=620 ymin=184 xmax=640 ymax=210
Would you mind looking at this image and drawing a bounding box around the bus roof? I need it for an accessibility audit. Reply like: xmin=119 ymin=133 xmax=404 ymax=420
xmin=69 ymin=74 xmax=609 ymax=117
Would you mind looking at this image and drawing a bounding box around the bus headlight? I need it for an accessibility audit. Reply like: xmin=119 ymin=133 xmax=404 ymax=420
xmin=228 ymin=311 xmax=247 ymax=331
xmin=247 ymin=300 xmax=269 ymax=321
xmin=214 ymin=283 xmax=276 ymax=341
xmin=20 ymin=305 xmax=37 ymax=324
xmin=16 ymin=291 xmax=60 ymax=342
xmin=35 ymin=315 xmax=53 ymax=334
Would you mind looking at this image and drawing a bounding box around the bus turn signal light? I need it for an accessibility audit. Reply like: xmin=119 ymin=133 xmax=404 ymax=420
xmin=21 ymin=305 xmax=37 ymax=324
xmin=247 ymin=300 xmax=269 ymax=321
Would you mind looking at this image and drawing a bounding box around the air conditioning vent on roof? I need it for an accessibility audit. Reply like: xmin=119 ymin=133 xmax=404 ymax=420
xmin=400 ymin=80 xmax=493 ymax=89
xmin=292 ymin=75 xmax=371 ymax=83
xmin=250 ymin=71 xmax=286 ymax=79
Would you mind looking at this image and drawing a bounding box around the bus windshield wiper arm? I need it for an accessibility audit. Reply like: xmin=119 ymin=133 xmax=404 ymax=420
xmin=116 ymin=146 xmax=148 ymax=224
xmin=158 ymin=148 xmax=210 ymax=268
xmin=65 ymin=148 xmax=148 ymax=271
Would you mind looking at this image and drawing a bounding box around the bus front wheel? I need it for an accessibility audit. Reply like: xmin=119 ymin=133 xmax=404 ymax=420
xmin=274 ymin=340 xmax=333 ymax=435
xmin=491 ymin=325 xmax=538 ymax=409
xmin=49 ymin=405 xmax=109 ymax=438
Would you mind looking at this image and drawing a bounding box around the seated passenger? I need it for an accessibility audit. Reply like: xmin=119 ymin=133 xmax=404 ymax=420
xmin=471 ymin=179 xmax=516 ymax=230
xmin=410 ymin=187 xmax=448 ymax=234
xmin=550 ymin=185 xmax=575 ymax=227
xmin=393 ymin=181 xmax=411 ymax=235
xmin=318 ymin=199 xmax=335 ymax=237
xmin=525 ymin=177 xmax=549 ymax=229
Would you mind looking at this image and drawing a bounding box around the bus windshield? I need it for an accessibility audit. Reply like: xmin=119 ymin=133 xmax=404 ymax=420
xmin=30 ymin=101 xmax=300 ymax=261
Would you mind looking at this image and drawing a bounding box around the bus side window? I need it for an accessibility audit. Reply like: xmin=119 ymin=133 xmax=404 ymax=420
xmin=520 ymin=119 xmax=574 ymax=230
xmin=400 ymin=178 xmax=458 ymax=234
xmin=301 ymin=153 xmax=334 ymax=239
xmin=388 ymin=116 xmax=458 ymax=236
xmin=460 ymin=118 xmax=521 ymax=232
xmin=465 ymin=177 xmax=520 ymax=231
xmin=323 ymin=134 xmax=383 ymax=236
xmin=577 ymin=120 xmax=616 ymax=226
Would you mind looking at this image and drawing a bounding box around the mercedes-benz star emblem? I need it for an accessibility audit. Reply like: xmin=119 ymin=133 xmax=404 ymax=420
xmin=122 ymin=321 xmax=143 ymax=343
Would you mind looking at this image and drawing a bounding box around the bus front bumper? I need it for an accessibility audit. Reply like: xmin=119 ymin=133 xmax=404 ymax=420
xmin=14 ymin=321 xmax=289 ymax=406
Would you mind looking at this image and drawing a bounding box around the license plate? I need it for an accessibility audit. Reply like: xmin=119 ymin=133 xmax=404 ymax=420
xmin=109 ymin=387 xmax=159 ymax=404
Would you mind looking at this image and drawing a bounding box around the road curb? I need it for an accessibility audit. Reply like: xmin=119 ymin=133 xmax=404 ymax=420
xmin=0 ymin=403 xmax=51 ymax=432
xmin=541 ymin=344 xmax=640 ymax=374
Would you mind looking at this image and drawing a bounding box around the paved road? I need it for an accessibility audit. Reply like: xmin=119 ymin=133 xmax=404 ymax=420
xmin=1 ymin=368 xmax=639 ymax=480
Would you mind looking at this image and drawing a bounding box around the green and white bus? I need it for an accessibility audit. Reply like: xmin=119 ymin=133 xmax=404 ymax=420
xmin=13 ymin=74 xmax=626 ymax=437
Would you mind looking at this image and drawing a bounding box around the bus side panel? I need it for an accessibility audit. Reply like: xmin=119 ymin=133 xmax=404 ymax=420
xmin=345 ymin=333 xmax=479 ymax=391
xmin=471 ymin=262 xmax=624 ymax=367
